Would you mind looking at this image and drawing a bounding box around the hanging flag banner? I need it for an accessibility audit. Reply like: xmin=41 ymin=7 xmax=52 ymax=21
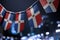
xmin=2 ymin=11 xmax=15 ymax=30
xmin=26 ymin=3 xmax=42 ymax=28
xmin=39 ymin=0 xmax=59 ymax=13
xmin=13 ymin=12 xmax=25 ymax=33
xmin=0 ymin=4 xmax=6 ymax=23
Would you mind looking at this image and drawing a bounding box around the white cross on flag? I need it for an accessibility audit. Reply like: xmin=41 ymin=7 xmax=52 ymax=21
xmin=2 ymin=11 xmax=14 ymax=30
xmin=26 ymin=3 xmax=42 ymax=28
xmin=13 ymin=12 xmax=25 ymax=33
xmin=39 ymin=0 xmax=59 ymax=13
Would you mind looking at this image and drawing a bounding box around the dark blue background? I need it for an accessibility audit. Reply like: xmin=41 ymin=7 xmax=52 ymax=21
xmin=0 ymin=0 xmax=37 ymax=12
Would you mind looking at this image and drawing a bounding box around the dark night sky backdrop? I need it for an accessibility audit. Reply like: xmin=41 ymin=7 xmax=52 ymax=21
xmin=0 ymin=0 xmax=37 ymax=12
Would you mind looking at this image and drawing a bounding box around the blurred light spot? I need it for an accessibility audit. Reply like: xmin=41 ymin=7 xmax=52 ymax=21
xmin=46 ymin=32 xmax=49 ymax=35
xmin=56 ymin=29 xmax=60 ymax=33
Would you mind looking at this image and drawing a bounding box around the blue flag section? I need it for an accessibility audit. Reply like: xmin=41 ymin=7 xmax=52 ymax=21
xmin=0 ymin=4 xmax=6 ymax=23
xmin=39 ymin=0 xmax=59 ymax=13
xmin=26 ymin=2 xmax=42 ymax=28
xmin=2 ymin=11 xmax=15 ymax=30
xmin=11 ymin=22 xmax=17 ymax=35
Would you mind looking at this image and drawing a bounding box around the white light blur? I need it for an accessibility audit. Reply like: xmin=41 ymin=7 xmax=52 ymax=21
xmin=38 ymin=23 xmax=43 ymax=28
xmin=46 ymin=32 xmax=49 ymax=35
xmin=41 ymin=33 xmax=44 ymax=37
xmin=57 ymin=24 xmax=60 ymax=27
xmin=28 ymin=36 xmax=35 ymax=40
xmin=37 ymin=34 xmax=41 ymax=38
xmin=56 ymin=29 xmax=60 ymax=33
xmin=49 ymin=37 xmax=54 ymax=40
xmin=10 ymin=37 xmax=14 ymax=40
xmin=38 ymin=25 xmax=41 ymax=28
xmin=34 ymin=35 xmax=37 ymax=38
xmin=36 ymin=38 xmax=42 ymax=40
xmin=11 ymin=22 xmax=17 ymax=34
xmin=21 ymin=36 xmax=28 ymax=40
xmin=27 ymin=33 xmax=30 ymax=36
xmin=28 ymin=38 xmax=33 ymax=40
xmin=7 ymin=36 xmax=10 ymax=39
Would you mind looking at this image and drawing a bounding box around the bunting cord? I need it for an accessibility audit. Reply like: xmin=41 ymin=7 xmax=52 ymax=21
xmin=0 ymin=0 xmax=59 ymax=14
xmin=0 ymin=0 xmax=38 ymax=14
xmin=25 ymin=0 xmax=38 ymax=10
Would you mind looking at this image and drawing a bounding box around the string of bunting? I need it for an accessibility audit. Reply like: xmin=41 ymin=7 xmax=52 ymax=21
xmin=0 ymin=0 xmax=59 ymax=34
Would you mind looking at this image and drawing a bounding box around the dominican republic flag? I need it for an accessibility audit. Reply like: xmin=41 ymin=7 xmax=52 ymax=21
xmin=0 ymin=4 xmax=6 ymax=23
xmin=2 ymin=11 xmax=14 ymax=30
xmin=13 ymin=12 xmax=25 ymax=33
xmin=39 ymin=0 xmax=59 ymax=13
xmin=26 ymin=3 xmax=42 ymax=28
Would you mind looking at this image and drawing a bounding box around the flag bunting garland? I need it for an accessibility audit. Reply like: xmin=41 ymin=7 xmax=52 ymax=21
xmin=0 ymin=0 xmax=59 ymax=34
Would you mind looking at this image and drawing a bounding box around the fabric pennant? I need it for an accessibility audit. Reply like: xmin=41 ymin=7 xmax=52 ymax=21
xmin=13 ymin=12 xmax=25 ymax=33
xmin=39 ymin=0 xmax=59 ymax=13
xmin=2 ymin=11 xmax=14 ymax=30
xmin=0 ymin=4 xmax=6 ymax=23
xmin=26 ymin=3 xmax=42 ymax=28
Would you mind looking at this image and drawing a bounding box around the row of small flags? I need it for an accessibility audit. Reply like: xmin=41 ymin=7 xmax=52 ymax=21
xmin=0 ymin=4 xmax=25 ymax=34
xmin=0 ymin=0 xmax=59 ymax=34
